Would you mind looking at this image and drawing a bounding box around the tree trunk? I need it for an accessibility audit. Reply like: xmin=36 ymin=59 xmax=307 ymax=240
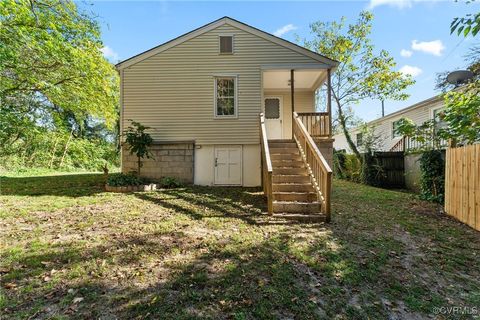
xmin=137 ymin=156 xmax=141 ymax=176
xmin=59 ymin=128 xmax=73 ymax=168
xmin=337 ymin=103 xmax=362 ymax=162
xmin=48 ymin=136 xmax=59 ymax=169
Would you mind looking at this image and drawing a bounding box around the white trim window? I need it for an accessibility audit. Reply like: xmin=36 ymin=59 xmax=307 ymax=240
xmin=356 ymin=132 xmax=363 ymax=146
xmin=432 ymin=107 xmax=447 ymax=132
xmin=392 ymin=119 xmax=402 ymax=139
xmin=214 ymin=76 xmax=237 ymax=117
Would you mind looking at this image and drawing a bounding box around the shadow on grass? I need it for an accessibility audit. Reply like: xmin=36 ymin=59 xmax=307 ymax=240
xmin=3 ymin=177 xmax=480 ymax=318
xmin=134 ymin=186 xmax=326 ymax=227
xmin=135 ymin=186 xmax=264 ymax=224
xmin=2 ymin=230 xmax=332 ymax=319
xmin=0 ymin=173 xmax=106 ymax=197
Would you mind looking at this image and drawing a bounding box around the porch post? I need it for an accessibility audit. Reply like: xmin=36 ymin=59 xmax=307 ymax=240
xmin=327 ymin=68 xmax=332 ymax=137
xmin=291 ymin=69 xmax=295 ymax=138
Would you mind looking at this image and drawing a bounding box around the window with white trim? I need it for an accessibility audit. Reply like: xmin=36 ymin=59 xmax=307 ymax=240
xmin=356 ymin=133 xmax=363 ymax=146
xmin=215 ymin=77 xmax=236 ymax=117
xmin=432 ymin=107 xmax=447 ymax=132
xmin=392 ymin=120 xmax=402 ymax=138
xmin=219 ymin=35 xmax=233 ymax=54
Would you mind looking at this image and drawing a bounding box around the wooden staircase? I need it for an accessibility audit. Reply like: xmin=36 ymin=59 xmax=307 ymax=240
xmin=260 ymin=112 xmax=332 ymax=223
xmin=269 ymin=139 xmax=325 ymax=222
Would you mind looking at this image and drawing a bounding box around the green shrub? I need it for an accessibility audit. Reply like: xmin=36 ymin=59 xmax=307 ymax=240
xmin=361 ymin=152 xmax=385 ymax=187
xmin=333 ymin=150 xmax=347 ymax=179
xmin=419 ymin=150 xmax=445 ymax=203
xmin=343 ymin=154 xmax=362 ymax=183
xmin=159 ymin=176 xmax=182 ymax=188
xmin=106 ymin=173 xmax=148 ymax=187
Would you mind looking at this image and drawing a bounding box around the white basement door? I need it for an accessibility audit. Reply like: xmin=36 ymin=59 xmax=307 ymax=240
xmin=214 ymin=146 xmax=242 ymax=185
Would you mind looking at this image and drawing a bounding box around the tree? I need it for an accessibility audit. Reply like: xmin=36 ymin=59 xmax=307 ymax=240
xmin=0 ymin=0 xmax=119 ymax=171
xmin=356 ymin=123 xmax=382 ymax=153
xmin=124 ymin=121 xmax=153 ymax=176
xmin=301 ymin=11 xmax=414 ymax=161
xmin=396 ymin=118 xmax=446 ymax=151
xmin=442 ymin=90 xmax=480 ymax=144
xmin=437 ymin=19 xmax=480 ymax=145
xmin=451 ymin=0 xmax=480 ymax=37
xmin=0 ymin=0 xmax=118 ymax=127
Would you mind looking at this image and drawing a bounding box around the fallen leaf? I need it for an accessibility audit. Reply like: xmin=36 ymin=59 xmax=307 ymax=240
xmin=4 ymin=282 xmax=16 ymax=289
xmin=73 ymin=297 xmax=84 ymax=304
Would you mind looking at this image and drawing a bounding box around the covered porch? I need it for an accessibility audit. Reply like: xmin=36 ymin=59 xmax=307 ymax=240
xmin=261 ymin=66 xmax=332 ymax=141
xmin=259 ymin=65 xmax=334 ymax=221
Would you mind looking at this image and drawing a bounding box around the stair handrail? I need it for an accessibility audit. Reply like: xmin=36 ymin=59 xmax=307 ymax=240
xmin=292 ymin=112 xmax=332 ymax=222
xmin=390 ymin=136 xmax=406 ymax=152
xmin=259 ymin=113 xmax=273 ymax=215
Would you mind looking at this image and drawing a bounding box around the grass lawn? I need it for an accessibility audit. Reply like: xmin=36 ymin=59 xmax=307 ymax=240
xmin=1 ymin=173 xmax=479 ymax=319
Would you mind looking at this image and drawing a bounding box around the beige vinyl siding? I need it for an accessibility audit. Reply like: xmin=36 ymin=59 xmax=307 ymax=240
xmin=333 ymin=99 xmax=445 ymax=152
xmin=122 ymin=23 xmax=319 ymax=145
xmin=372 ymin=99 xmax=444 ymax=150
xmin=264 ymin=90 xmax=315 ymax=138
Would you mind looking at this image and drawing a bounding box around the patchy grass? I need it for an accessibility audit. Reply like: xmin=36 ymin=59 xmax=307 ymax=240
xmin=0 ymin=174 xmax=479 ymax=319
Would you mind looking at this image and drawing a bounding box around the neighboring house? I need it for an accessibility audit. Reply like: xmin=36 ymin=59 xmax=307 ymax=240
xmin=117 ymin=16 xmax=337 ymax=187
xmin=333 ymin=94 xmax=447 ymax=153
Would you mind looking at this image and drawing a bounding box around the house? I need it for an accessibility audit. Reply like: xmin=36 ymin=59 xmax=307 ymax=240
xmin=116 ymin=17 xmax=338 ymax=220
xmin=333 ymin=94 xmax=447 ymax=153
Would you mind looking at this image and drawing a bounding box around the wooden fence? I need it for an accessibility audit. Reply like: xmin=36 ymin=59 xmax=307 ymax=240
xmin=445 ymin=144 xmax=480 ymax=231
xmin=372 ymin=152 xmax=405 ymax=188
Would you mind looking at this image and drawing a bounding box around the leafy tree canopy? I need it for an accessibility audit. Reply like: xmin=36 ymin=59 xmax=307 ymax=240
xmin=451 ymin=0 xmax=480 ymax=37
xmin=0 ymin=0 xmax=118 ymax=128
xmin=301 ymin=11 xmax=414 ymax=160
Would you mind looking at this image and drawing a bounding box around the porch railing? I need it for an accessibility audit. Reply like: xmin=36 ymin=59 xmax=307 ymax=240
xmin=296 ymin=112 xmax=331 ymax=138
xmin=390 ymin=135 xmax=448 ymax=152
xmin=293 ymin=112 xmax=332 ymax=222
xmin=259 ymin=113 xmax=273 ymax=215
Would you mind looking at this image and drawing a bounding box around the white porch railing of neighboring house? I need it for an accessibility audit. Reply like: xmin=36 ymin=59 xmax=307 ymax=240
xmin=390 ymin=136 xmax=449 ymax=152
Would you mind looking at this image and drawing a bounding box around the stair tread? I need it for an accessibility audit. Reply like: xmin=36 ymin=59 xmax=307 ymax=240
xmin=273 ymin=191 xmax=316 ymax=195
xmin=272 ymin=174 xmax=308 ymax=176
xmin=271 ymin=213 xmax=326 ymax=222
xmin=274 ymin=201 xmax=321 ymax=205
xmin=273 ymin=182 xmax=311 ymax=185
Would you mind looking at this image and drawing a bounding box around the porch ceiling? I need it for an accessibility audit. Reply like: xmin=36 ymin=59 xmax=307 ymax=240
xmin=262 ymin=69 xmax=327 ymax=91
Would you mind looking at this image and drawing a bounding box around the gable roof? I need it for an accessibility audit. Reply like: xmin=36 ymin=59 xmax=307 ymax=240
xmin=116 ymin=16 xmax=339 ymax=70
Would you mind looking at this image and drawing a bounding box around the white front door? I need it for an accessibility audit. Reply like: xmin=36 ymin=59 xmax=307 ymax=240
xmin=264 ymin=96 xmax=283 ymax=139
xmin=214 ymin=146 xmax=242 ymax=185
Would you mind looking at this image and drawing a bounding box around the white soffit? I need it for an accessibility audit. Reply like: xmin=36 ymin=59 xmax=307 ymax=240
xmin=262 ymin=69 xmax=325 ymax=90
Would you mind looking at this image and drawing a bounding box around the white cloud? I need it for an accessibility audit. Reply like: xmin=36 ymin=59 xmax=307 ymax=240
xmin=411 ymin=39 xmax=445 ymax=56
xmin=368 ymin=0 xmax=413 ymax=9
xmin=400 ymin=49 xmax=413 ymax=58
xmin=100 ymin=46 xmax=119 ymax=62
xmin=399 ymin=65 xmax=423 ymax=77
xmin=273 ymin=24 xmax=298 ymax=37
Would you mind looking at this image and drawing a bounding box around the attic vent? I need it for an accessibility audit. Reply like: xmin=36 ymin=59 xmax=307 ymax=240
xmin=219 ymin=35 xmax=233 ymax=54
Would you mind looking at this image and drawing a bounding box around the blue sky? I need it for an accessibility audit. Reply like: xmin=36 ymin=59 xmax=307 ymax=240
xmin=87 ymin=0 xmax=478 ymax=122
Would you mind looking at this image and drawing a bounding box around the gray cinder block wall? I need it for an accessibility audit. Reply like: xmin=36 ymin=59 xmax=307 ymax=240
xmin=122 ymin=141 xmax=194 ymax=183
